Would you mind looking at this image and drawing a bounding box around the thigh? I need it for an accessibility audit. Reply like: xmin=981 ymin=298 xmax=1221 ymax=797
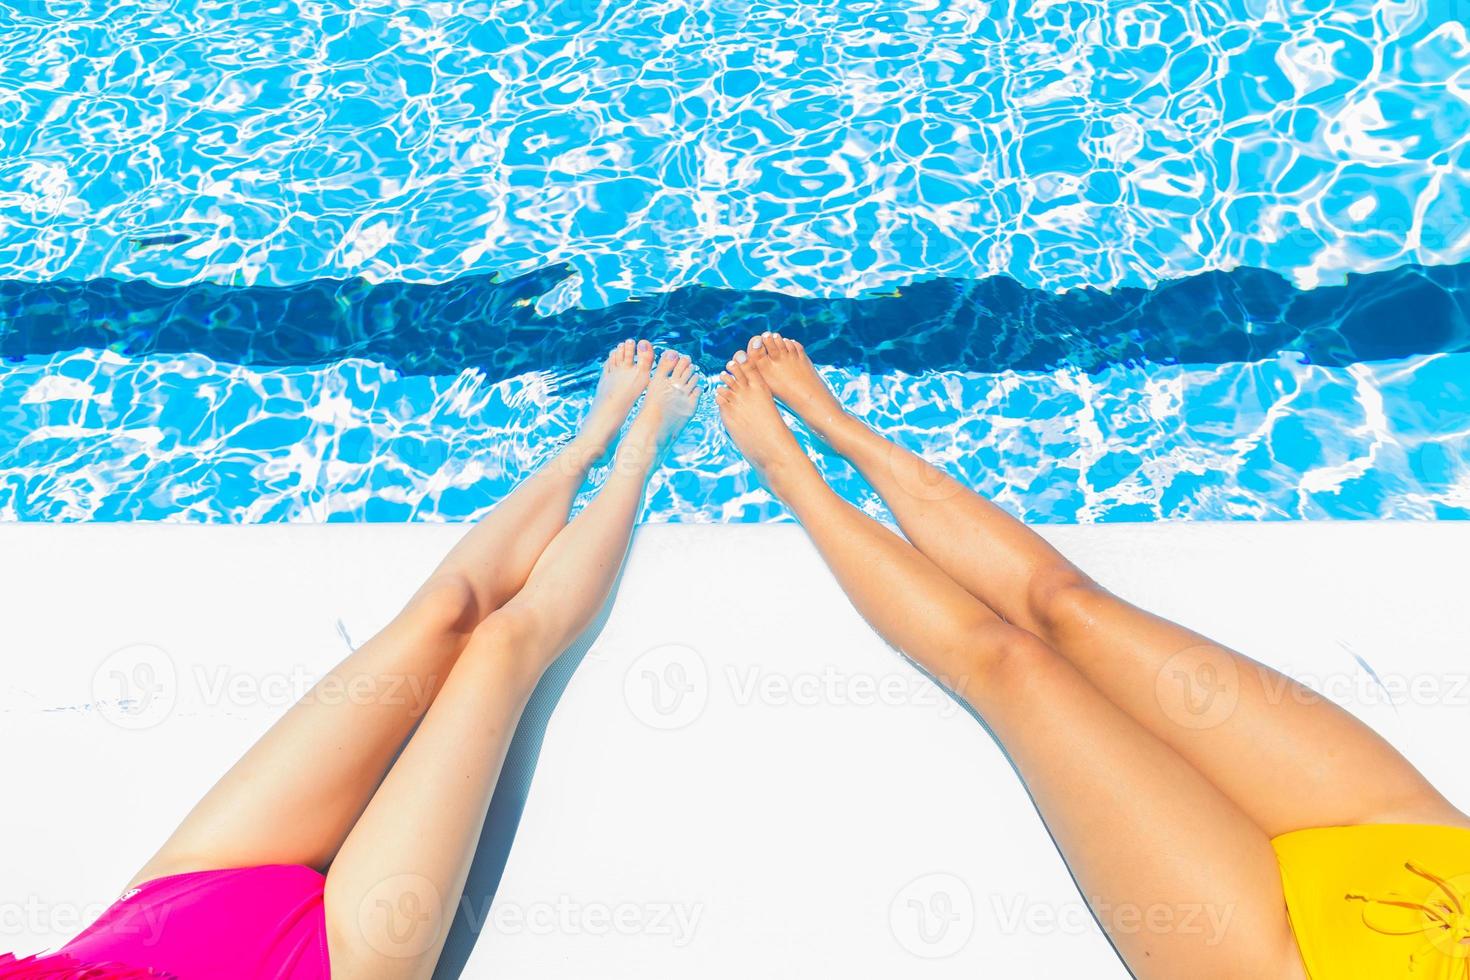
xmin=969 ymin=623 xmax=1308 ymax=980
xmin=130 ymin=578 xmax=478 ymax=886
xmin=836 ymin=409 xmax=1467 ymax=835
xmin=1031 ymin=577 xmax=1469 ymax=836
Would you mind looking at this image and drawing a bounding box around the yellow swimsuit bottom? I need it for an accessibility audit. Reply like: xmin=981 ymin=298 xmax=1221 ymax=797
xmin=1273 ymin=824 xmax=1470 ymax=979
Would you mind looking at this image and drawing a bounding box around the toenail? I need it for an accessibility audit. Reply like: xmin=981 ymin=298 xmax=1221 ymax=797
xmin=751 ymin=337 xmax=764 ymax=350
xmin=735 ymin=351 xmax=748 ymax=363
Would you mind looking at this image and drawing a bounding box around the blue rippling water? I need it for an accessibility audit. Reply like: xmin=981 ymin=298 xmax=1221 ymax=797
xmin=5 ymin=344 xmax=1468 ymax=522
xmin=2 ymin=263 xmax=1467 ymax=522
xmin=2 ymin=0 xmax=1468 ymax=523
xmin=3 ymin=0 xmax=1469 ymax=305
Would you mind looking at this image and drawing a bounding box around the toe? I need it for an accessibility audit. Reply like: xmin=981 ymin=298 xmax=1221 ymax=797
xmin=747 ymin=334 xmax=766 ymax=357
xmin=729 ymin=358 xmax=760 ymax=388
xmin=656 ymin=348 xmax=680 ymax=377
xmin=676 ymin=356 xmax=694 ymax=385
xmin=745 ymin=360 xmax=770 ymax=391
xmin=635 ymin=340 xmax=653 ymax=367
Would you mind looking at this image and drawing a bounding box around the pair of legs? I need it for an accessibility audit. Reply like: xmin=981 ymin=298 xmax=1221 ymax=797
xmin=130 ymin=341 xmax=701 ymax=979
xmin=716 ymin=334 xmax=1469 ymax=979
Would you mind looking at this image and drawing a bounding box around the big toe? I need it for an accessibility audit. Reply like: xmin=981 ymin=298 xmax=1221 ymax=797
xmin=655 ymin=348 xmax=680 ymax=377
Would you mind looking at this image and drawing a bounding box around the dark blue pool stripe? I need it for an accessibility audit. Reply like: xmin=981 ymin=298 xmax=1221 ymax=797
xmin=3 ymin=260 xmax=1468 ymax=378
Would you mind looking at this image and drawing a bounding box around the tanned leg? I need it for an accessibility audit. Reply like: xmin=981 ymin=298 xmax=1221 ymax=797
xmin=739 ymin=332 xmax=1467 ymax=837
xmin=716 ymin=355 xmax=1306 ymax=980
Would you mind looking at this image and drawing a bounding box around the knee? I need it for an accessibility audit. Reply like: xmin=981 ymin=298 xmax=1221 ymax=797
xmin=408 ymin=574 xmax=483 ymax=636
xmin=1025 ymin=564 xmax=1106 ymax=636
xmin=951 ymin=619 xmax=1058 ymax=689
xmin=463 ymin=599 xmax=544 ymax=660
xmin=456 ymin=601 xmax=554 ymax=694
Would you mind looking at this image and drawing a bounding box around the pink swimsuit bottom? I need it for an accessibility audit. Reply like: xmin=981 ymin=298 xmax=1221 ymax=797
xmin=1 ymin=865 xmax=330 ymax=979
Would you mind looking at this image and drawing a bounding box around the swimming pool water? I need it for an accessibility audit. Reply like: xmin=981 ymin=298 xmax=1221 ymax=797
xmin=3 ymin=263 xmax=1467 ymax=522
xmin=5 ymin=0 xmax=1469 ymax=303
xmin=2 ymin=0 xmax=1468 ymax=523
xmin=7 ymin=348 xmax=1468 ymax=523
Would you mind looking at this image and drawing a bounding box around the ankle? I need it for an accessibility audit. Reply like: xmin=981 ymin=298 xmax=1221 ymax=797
xmin=756 ymin=449 xmax=822 ymax=500
xmin=554 ymin=436 xmax=608 ymax=476
xmin=609 ymin=435 xmax=661 ymax=481
xmin=816 ymin=409 xmax=867 ymax=450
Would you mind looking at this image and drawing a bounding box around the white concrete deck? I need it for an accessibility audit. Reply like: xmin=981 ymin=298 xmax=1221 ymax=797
xmin=2 ymin=522 xmax=1466 ymax=977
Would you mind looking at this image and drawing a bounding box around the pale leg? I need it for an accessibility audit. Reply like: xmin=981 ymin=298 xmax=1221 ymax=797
xmin=323 ymin=352 xmax=700 ymax=979
xmin=131 ymin=342 xmax=658 ymax=883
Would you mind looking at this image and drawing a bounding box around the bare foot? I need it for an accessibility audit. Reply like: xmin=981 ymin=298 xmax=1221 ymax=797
xmin=715 ymin=350 xmax=817 ymax=488
xmin=577 ymin=339 xmax=655 ymax=457
xmin=739 ymin=332 xmax=847 ymax=437
xmin=622 ymin=348 xmax=701 ymax=460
